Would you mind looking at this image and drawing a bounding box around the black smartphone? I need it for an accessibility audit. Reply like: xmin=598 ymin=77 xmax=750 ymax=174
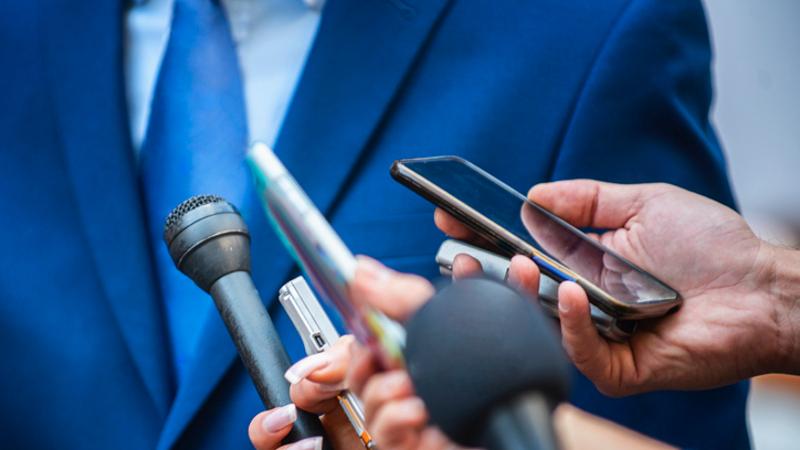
xmin=391 ymin=155 xmax=681 ymax=320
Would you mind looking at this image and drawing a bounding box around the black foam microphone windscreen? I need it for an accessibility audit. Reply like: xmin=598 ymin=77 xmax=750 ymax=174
xmin=404 ymin=277 xmax=570 ymax=447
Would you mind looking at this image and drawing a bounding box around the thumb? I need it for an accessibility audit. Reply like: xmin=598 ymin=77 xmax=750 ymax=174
xmin=557 ymin=282 xmax=614 ymax=390
xmin=528 ymin=180 xmax=653 ymax=230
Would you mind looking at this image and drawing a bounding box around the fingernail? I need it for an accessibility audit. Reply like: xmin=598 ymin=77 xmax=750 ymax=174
xmin=318 ymin=380 xmax=348 ymax=393
xmin=262 ymin=404 xmax=297 ymax=433
xmin=285 ymin=353 xmax=331 ymax=385
xmin=507 ymin=267 xmax=521 ymax=289
xmin=286 ymin=437 xmax=323 ymax=450
xmin=558 ymin=298 xmax=571 ymax=314
xmin=381 ymin=371 xmax=411 ymax=392
xmin=403 ymin=397 xmax=427 ymax=416
xmin=348 ymin=338 xmax=360 ymax=357
xmin=356 ymin=256 xmax=391 ymax=287
xmin=450 ymin=256 xmax=467 ymax=280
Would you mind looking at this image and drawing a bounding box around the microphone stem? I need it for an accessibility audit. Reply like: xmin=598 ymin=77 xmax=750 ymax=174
xmin=210 ymin=272 xmax=290 ymax=405
xmin=479 ymin=392 xmax=561 ymax=450
xmin=209 ymin=271 xmax=331 ymax=449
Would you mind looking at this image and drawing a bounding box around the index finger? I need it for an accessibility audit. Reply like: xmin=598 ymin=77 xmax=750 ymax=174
xmin=433 ymin=208 xmax=480 ymax=241
xmin=351 ymin=256 xmax=435 ymax=322
xmin=434 ymin=208 xmax=504 ymax=250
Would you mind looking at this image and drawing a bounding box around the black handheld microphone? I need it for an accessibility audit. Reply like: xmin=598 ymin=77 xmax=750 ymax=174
xmin=404 ymin=277 xmax=570 ymax=450
xmin=163 ymin=195 xmax=330 ymax=449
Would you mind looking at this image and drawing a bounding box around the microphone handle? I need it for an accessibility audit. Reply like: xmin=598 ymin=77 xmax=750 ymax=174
xmin=479 ymin=392 xmax=561 ymax=450
xmin=209 ymin=271 xmax=331 ymax=449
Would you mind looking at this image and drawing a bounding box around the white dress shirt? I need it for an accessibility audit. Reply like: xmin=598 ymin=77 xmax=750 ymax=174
xmin=124 ymin=0 xmax=324 ymax=155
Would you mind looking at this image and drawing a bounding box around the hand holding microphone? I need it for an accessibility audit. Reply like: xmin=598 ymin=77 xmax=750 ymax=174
xmin=163 ymin=195 xmax=331 ymax=450
xmin=346 ymin=255 xmax=567 ymax=450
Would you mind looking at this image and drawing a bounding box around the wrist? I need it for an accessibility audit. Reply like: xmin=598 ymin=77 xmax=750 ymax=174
xmin=763 ymin=244 xmax=800 ymax=375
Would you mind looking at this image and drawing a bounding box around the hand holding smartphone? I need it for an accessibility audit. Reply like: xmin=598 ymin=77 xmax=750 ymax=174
xmin=391 ymin=156 xmax=681 ymax=321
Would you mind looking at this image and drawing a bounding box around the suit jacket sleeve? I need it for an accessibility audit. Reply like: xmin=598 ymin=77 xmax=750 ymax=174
xmin=552 ymin=0 xmax=736 ymax=209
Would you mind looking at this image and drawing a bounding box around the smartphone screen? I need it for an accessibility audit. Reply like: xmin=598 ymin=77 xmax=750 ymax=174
xmin=391 ymin=156 xmax=680 ymax=319
xmin=248 ymin=142 xmax=406 ymax=369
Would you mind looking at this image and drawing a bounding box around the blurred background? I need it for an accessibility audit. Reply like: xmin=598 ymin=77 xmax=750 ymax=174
xmin=702 ymin=1 xmax=800 ymax=449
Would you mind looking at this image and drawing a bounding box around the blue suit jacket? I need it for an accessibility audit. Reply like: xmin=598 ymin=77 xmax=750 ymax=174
xmin=0 ymin=0 xmax=749 ymax=449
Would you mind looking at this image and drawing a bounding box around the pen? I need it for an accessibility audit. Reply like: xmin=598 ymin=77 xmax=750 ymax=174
xmin=279 ymin=276 xmax=376 ymax=449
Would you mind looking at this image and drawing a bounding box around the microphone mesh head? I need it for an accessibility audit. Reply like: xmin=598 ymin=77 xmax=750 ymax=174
xmin=164 ymin=194 xmax=227 ymax=236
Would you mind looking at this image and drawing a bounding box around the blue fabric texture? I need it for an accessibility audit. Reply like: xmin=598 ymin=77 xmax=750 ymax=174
xmin=0 ymin=0 xmax=750 ymax=449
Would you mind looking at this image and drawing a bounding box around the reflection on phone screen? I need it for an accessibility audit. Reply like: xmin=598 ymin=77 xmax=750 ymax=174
xmin=401 ymin=157 xmax=675 ymax=305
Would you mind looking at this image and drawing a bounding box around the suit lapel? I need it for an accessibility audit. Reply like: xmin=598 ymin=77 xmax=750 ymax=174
xmin=273 ymin=0 xmax=454 ymax=216
xmin=43 ymin=0 xmax=454 ymax=445
xmin=155 ymin=309 xmax=234 ymax=450
xmin=40 ymin=0 xmax=173 ymax=418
